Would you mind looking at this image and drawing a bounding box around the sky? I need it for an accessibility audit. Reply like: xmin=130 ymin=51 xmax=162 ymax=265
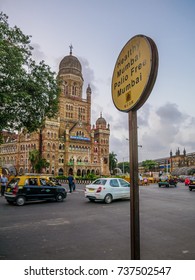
xmin=1 ymin=0 xmax=195 ymax=162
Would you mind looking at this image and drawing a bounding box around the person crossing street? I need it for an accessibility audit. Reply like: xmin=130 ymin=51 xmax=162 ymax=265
xmin=1 ymin=174 xmax=8 ymax=196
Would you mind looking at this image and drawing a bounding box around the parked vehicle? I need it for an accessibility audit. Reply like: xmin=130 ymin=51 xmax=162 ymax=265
xmin=158 ymin=175 xmax=177 ymax=188
xmin=4 ymin=174 xmax=67 ymax=206
xmin=188 ymin=177 xmax=195 ymax=191
xmin=85 ymin=178 xmax=130 ymax=204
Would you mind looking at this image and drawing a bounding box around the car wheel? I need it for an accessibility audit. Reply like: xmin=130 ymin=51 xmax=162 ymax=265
xmin=88 ymin=198 xmax=95 ymax=202
xmin=16 ymin=196 xmax=25 ymax=206
xmin=189 ymin=188 xmax=192 ymax=191
xmin=56 ymin=193 xmax=64 ymax=202
xmin=104 ymin=194 xmax=112 ymax=204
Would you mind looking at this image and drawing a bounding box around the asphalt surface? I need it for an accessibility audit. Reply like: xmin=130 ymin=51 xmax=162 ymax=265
xmin=0 ymin=182 xmax=194 ymax=260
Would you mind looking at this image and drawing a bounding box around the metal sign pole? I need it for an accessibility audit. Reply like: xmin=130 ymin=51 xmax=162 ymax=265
xmin=129 ymin=110 xmax=140 ymax=260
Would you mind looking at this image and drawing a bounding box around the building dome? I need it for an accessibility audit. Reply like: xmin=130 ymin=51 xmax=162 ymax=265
xmin=59 ymin=47 xmax=83 ymax=78
xmin=96 ymin=113 xmax=107 ymax=128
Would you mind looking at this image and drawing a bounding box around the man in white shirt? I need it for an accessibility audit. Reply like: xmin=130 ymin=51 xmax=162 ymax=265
xmin=1 ymin=174 xmax=8 ymax=196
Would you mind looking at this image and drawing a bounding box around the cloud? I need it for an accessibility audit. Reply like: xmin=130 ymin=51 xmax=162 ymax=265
xmin=109 ymin=102 xmax=195 ymax=162
xmin=156 ymin=102 xmax=187 ymax=124
xmin=78 ymin=56 xmax=97 ymax=95
xmin=138 ymin=102 xmax=195 ymax=160
xmin=138 ymin=103 xmax=151 ymax=127
xmin=31 ymin=42 xmax=46 ymax=62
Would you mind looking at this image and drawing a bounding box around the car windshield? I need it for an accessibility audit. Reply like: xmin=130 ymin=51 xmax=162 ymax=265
xmin=7 ymin=178 xmax=19 ymax=188
xmin=40 ymin=179 xmax=51 ymax=186
xmin=49 ymin=177 xmax=60 ymax=185
xmin=119 ymin=179 xmax=130 ymax=187
xmin=160 ymin=176 xmax=168 ymax=180
xmin=92 ymin=179 xmax=107 ymax=185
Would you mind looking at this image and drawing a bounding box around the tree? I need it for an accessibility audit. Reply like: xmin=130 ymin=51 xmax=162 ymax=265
xmin=29 ymin=149 xmax=49 ymax=173
xmin=35 ymin=158 xmax=49 ymax=173
xmin=0 ymin=12 xmax=60 ymax=134
xmin=29 ymin=149 xmax=39 ymax=173
xmin=118 ymin=161 xmax=130 ymax=174
xmin=109 ymin=152 xmax=118 ymax=174
xmin=141 ymin=160 xmax=157 ymax=172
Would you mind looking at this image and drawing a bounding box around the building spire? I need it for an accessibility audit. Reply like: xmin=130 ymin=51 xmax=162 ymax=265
xmin=69 ymin=44 xmax=73 ymax=55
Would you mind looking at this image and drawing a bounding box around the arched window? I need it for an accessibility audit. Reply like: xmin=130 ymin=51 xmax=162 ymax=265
xmin=72 ymin=85 xmax=76 ymax=95
xmin=64 ymin=81 xmax=68 ymax=95
xmin=72 ymin=82 xmax=77 ymax=95
xmin=20 ymin=155 xmax=24 ymax=164
xmin=77 ymin=157 xmax=82 ymax=162
xmin=58 ymin=168 xmax=64 ymax=175
xmin=70 ymin=157 xmax=74 ymax=162
xmin=84 ymin=157 xmax=88 ymax=162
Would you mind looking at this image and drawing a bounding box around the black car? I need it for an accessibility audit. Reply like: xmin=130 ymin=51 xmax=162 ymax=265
xmin=4 ymin=175 xmax=67 ymax=206
xmin=188 ymin=177 xmax=195 ymax=191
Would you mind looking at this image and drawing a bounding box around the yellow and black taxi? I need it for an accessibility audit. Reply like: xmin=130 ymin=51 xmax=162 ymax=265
xmin=188 ymin=177 xmax=195 ymax=191
xmin=4 ymin=174 xmax=67 ymax=206
xmin=158 ymin=175 xmax=177 ymax=188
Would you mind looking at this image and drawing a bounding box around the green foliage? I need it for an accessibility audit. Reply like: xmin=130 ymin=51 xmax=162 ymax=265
xmin=188 ymin=168 xmax=195 ymax=175
xmin=29 ymin=149 xmax=39 ymax=172
xmin=141 ymin=159 xmax=157 ymax=171
xmin=0 ymin=12 xmax=60 ymax=133
xmin=109 ymin=152 xmax=118 ymax=173
xmin=55 ymin=175 xmax=67 ymax=180
xmin=35 ymin=158 xmax=49 ymax=173
xmin=29 ymin=149 xmax=49 ymax=173
xmin=117 ymin=161 xmax=130 ymax=173
xmin=83 ymin=173 xmax=98 ymax=180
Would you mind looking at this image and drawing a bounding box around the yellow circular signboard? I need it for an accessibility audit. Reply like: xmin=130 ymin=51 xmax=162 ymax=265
xmin=112 ymin=35 xmax=158 ymax=112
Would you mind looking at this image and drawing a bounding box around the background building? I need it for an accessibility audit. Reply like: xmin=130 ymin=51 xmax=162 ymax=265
xmin=0 ymin=49 xmax=110 ymax=176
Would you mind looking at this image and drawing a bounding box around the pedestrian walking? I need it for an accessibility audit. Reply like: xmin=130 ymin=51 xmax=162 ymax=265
xmin=1 ymin=174 xmax=8 ymax=196
xmin=67 ymin=173 xmax=74 ymax=193
xmin=72 ymin=179 xmax=76 ymax=191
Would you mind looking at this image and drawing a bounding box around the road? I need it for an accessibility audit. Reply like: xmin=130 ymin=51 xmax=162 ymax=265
xmin=0 ymin=182 xmax=194 ymax=260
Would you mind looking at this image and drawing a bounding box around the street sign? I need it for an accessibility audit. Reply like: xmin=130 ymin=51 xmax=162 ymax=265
xmin=112 ymin=35 xmax=158 ymax=112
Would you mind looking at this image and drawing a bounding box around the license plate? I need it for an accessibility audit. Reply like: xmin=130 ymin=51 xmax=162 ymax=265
xmin=6 ymin=188 xmax=11 ymax=192
xmin=88 ymin=188 xmax=94 ymax=192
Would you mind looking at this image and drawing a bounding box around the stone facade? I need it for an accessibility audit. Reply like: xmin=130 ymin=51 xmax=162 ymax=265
xmin=152 ymin=148 xmax=195 ymax=175
xmin=0 ymin=50 xmax=110 ymax=176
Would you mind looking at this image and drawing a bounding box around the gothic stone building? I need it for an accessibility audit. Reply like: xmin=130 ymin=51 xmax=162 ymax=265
xmin=0 ymin=50 xmax=110 ymax=176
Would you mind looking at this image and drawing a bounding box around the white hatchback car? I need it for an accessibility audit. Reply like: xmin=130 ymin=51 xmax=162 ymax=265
xmin=85 ymin=178 xmax=130 ymax=204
